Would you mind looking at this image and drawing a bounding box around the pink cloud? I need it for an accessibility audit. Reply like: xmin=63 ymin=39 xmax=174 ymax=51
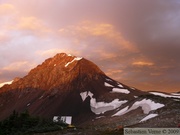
xmin=2 ymin=61 xmax=36 ymax=72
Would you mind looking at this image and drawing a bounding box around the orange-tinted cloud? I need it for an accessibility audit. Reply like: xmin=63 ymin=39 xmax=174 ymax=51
xmin=132 ymin=61 xmax=154 ymax=66
xmin=37 ymin=49 xmax=80 ymax=58
xmin=58 ymin=21 xmax=138 ymax=52
xmin=16 ymin=17 xmax=52 ymax=34
xmin=0 ymin=4 xmax=16 ymax=15
xmin=106 ymin=69 xmax=123 ymax=76
xmin=0 ymin=3 xmax=52 ymax=37
xmin=2 ymin=61 xmax=36 ymax=72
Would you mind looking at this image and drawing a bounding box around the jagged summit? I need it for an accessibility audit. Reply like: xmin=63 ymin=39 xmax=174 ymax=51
xmin=1 ymin=53 xmax=105 ymax=91
xmin=30 ymin=53 xmax=83 ymax=72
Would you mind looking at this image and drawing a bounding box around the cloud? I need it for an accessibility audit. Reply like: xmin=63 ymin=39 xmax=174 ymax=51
xmin=58 ymin=21 xmax=137 ymax=52
xmin=0 ymin=0 xmax=180 ymax=92
xmin=0 ymin=3 xmax=52 ymax=38
xmin=0 ymin=61 xmax=36 ymax=83
xmin=106 ymin=69 xmax=123 ymax=78
xmin=15 ymin=16 xmax=52 ymax=36
xmin=0 ymin=3 xmax=16 ymax=15
xmin=36 ymin=48 xmax=80 ymax=58
xmin=2 ymin=61 xmax=35 ymax=72
xmin=132 ymin=61 xmax=154 ymax=66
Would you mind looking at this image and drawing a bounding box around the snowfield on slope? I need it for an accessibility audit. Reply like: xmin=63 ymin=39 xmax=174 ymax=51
xmin=150 ymin=92 xmax=180 ymax=99
xmin=111 ymin=88 xmax=130 ymax=94
xmin=140 ymin=114 xmax=158 ymax=122
xmin=113 ymin=99 xmax=164 ymax=116
xmin=80 ymin=91 xmax=127 ymax=114
xmin=104 ymin=82 xmax=129 ymax=94
xmin=104 ymin=82 xmax=114 ymax=87
xmin=65 ymin=57 xmax=82 ymax=67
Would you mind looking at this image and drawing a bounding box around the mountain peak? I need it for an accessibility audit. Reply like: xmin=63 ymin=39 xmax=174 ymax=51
xmin=39 ymin=53 xmax=83 ymax=68
xmin=52 ymin=53 xmax=80 ymax=59
xmin=3 ymin=53 xmax=104 ymax=91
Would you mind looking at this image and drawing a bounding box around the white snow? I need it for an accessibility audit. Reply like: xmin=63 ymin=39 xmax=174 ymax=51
xmin=134 ymin=96 xmax=138 ymax=98
xmin=80 ymin=91 xmax=127 ymax=114
xmin=133 ymin=99 xmax=164 ymax=114
xmin=67 ymin=54 xmax=72 ymax=56
xmin=111 ymin=88 xmax=130 ymax=94
xmin=54 ymin=64 xmax=56 ymax=66
xmin=0 ymin=80 xmax=13 ymax=88
xmin=80 ymin=91 xmax=89 ymax=101
xmin=118 ymin=84 xmax=124 ymax=88
xmin=150 ymin=92 xmax=180 ymax=99
xmin=75 ymin=57 xmax=82 ymax=60
xmin=112 ymin=99 xmax=164 ymax=117
xmin=65 ymin=57 xmax=82 ymax=67
xmin=171 ymin=93 xmax=180 ymax=96
xmin=112 ymin=106 xmax=129 ymax=116
xmin=104 ymin=82 xmax=114 ymax=87
xmin=106 ymin=78 xmax=113 ymax=82
xmin=95 ymin=116 xmax=105 ymax=119
xmin=140 ymin=114 xmax=158 ymax=122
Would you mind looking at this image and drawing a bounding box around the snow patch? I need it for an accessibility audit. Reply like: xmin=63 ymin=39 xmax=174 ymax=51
xmin=171 ymin=93 xmax=180 ymax=96
xmin=95 ymin=116 xmax=105 ymax=119
xmin=118 ymin=84 xmax=123 ymax=88
xmin=0 ymin=80 xmax=13 ymax=88
xmin=111 ymin=88 xmax=130 ymax=94
xmin=80 ymin=91 xmax=127 ymax=114
xmin=150 ymin=92 xmax=180 ymax=99
xmin=140 ymin=114 xmax=158 ymax=122
xmin=65 ymin=57 xmax=82 ymax=67
xmin=133 ymin=99 xmax=165 ymax=114
xmin=67 ymin=54 xmax=72 ymax=56
xmin=112 ymin=99 xmax=164 ymax=116
xmin=91 ymin=98 xmax=128 ymax=114
xmin=80 ymin=91 xmax=89 ymax=101
xmin=112 ymin=106 xmax=129 ymax=116
xmin=54 ymin=64 xmax=56 ymax=66
xmin=106 ymin=78 xmax=113 ymax=82
xmin=134 ymin=96 xmax=138 ymax=98
xmin=104 ymin=82 xmax=114 ymax=87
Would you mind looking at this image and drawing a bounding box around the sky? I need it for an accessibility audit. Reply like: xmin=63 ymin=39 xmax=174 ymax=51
xmin=0 ymin=0 xmax=180 ymax=92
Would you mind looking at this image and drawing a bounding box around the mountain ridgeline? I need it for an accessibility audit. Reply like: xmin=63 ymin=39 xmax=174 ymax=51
xmin=0 ymin=53 xmax=180 ymax=128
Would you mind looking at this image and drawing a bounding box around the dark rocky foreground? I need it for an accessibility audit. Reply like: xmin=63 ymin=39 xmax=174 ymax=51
xmin=31 ymin=127 xmax=124 ymax=135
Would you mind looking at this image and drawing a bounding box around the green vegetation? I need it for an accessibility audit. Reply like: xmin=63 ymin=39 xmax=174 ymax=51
xmin=0 ymin=110 xmax=68 ymax=135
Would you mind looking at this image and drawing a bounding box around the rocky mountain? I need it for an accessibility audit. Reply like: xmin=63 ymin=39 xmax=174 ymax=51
xmin=0 ymin=53 xmax=180 ymax=128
